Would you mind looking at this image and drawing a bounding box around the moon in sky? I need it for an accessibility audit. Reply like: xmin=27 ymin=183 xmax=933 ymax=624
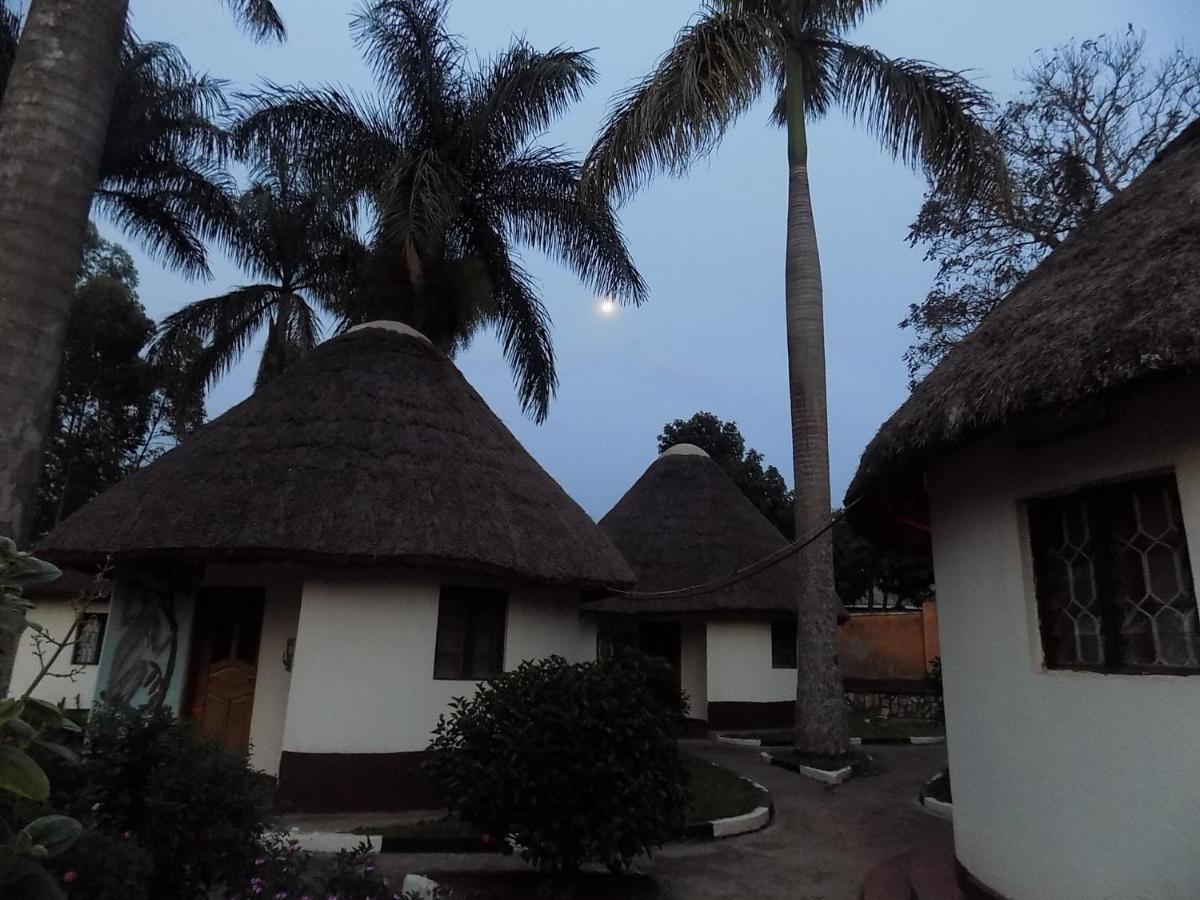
xmin=598 ymin=297 xmax=617 ymax=316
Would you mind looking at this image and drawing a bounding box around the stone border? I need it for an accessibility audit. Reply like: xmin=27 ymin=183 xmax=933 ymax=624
xmin=921 ymin=795 xmax=954 ymax=821
xmin=718 ymin=733 xmax=944 ymax=748
xmin=761 ymin=751 xmax=853 ymax=785
xmin=290 ymin=773 xmax=775 ymax=854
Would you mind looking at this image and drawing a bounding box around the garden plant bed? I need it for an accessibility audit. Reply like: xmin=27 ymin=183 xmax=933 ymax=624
xmin=920 ymin=769 xmax=953 ymax=820
xmin=764 ymin=749 xmax=881 ymax=785
xmin=718 ymin=713 xmax=944 ymax=748
xmin=338 ymin=753 xmax=770 ymax=852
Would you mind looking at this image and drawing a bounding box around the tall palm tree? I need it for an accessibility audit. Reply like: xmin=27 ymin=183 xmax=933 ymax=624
xmin=582 ymin=0 xmax=1002 ymax=755
xmin=233 ymin=0 xmax=646 ymax=421
xmin=0 ymin=0 xmax=282 ymax=549
xmin=152 ymin=157 xmax=366 ymax=391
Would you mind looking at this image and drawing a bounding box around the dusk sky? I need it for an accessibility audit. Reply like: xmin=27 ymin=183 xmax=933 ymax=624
xmin=118 ymin=0 xmax=1195 ymax=519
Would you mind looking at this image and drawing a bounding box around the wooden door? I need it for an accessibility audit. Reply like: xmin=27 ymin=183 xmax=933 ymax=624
xmin=187 ymin=587 xmax=264 ymax=753
xmin=638 ymin=621 xmax=683 ymax=690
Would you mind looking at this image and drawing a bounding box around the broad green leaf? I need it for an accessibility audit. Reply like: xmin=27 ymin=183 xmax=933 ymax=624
xmin=21 ymin=700 xmax=64 ymax=731
xmin=0 ymin=699 xmax=23 ymax=724
xmin=21 ymin=816 xmax=82 ymax=859
xmin=3 ymin=555 xmax=61 ymax=589
xmin=0 ymin=746 xmax=50 ymax=800
xmin=8 ymin=864 xmax=66 ymax=900
xmin=32 ymin=739 xmax=79 ymax=766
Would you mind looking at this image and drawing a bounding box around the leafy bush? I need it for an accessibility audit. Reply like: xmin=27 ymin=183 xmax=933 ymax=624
xmin=427 ymin=652 xmax=689 ymax=874
xmin=55 ymin=826 xmax=154 ymax=900
xmin=56 ymin=705 xmax=272 ymax=900
xmin=225 ymin=832 xmax=402 ymax=900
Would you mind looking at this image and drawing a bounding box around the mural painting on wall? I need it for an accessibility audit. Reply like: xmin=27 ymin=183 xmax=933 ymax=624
xmin=102 ymin=580 xmax=179 ymax=708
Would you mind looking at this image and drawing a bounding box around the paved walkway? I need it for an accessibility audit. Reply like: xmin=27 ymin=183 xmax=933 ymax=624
xmin=374 ymin=739 xmax=950 ymax=899
xmin=646 ymin=740 xmax=950 ymax=900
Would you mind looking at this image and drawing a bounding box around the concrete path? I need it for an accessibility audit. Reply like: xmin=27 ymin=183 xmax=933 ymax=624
xmin=645 ymin=740 xmax=950 ymax=900
xmin=374 ymin=739 xmax=950 ymax=900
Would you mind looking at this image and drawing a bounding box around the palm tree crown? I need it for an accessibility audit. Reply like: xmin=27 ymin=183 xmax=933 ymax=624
xmin=152 ymin=156 xmax=365 ymax=391
xmin=233 ymin=0 xmax=645 ymax=421
xmin=583 ymin=0 xmax=1001 ymax=200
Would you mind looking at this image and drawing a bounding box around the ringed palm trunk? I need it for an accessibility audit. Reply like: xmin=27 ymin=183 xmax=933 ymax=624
xmin=0 ymin=0 xmax=129 ymax=546
xmin=0 ymin=0 xmax=128 ymax=697
xmin=785 ymin=49 xmax=849 ymax=756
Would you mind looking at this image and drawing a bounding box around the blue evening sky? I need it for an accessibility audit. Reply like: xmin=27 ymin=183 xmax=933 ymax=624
xmin=118 ymin=0 xmax=1195 ymax=519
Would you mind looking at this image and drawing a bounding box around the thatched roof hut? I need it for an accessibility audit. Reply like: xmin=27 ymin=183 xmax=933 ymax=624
xmin=587 ymin=444 xmax=799 ymax=614
xmin=846 ymin=119 xmax=1200 ymax=547
xmin=38 ymin=322 xmax=633 ymax=591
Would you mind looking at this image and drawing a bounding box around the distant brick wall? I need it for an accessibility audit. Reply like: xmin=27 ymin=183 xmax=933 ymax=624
xmin=837 ymin=602 xmax=939 ymax=683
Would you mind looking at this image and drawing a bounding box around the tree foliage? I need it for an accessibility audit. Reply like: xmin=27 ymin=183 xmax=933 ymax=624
xmin=232 ymin=0 xmax=645 ymax=420
xmin=36 ymin=228 xmax=204 ymax=536
xmin=901 ymin=28 xmax=1200 ymax=381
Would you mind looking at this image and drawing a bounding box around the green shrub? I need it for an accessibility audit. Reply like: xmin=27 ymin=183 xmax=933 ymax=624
xmin=57 ymin=705 xmax=272 ymax=900
xmin=55 ymin=826 xmax=154 ymax=900
xmin=427 ymin=652 xmax=689 ymax=874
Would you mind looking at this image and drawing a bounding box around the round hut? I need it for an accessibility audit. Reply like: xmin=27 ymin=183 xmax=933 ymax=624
xmin=38 ymin=321 xmax=632 ymax=811
xmin=847 ymin=121 xmax=1200 ymax=898
xmin=587 ymin=443 xmax=840 ymax=731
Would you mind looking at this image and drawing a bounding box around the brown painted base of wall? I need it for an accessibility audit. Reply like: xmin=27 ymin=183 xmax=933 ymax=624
xmin=277 ymin=751 xmax=442 ymax=813
xmin=707 ymin=700 xmax=794 ymax=731
xmin=957 ymin=859 xmax=1011 ymax=900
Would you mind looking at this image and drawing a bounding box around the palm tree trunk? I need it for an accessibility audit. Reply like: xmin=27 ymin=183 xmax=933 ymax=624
xmin=0 ymin=0 xmax=129 ymax=547
xmin=0 ymin=0 xmax=127 ymax=698
xmin=784 ymin=47 xmax=849 ymax=756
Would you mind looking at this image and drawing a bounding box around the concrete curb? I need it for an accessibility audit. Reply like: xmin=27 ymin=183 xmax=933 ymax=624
xmin=761 ymin=751 xmax=854 ymax=785
xmin=720 ymin=733 xmax=945 ymax=748
xmin=684 ymin=775 xmax=775 ymax=840
xmin=713 ymin=734 xmax=766 ymax=748
xmin=291 ymin=829 xmax=383 ymax=853
xmin=921 ymin=795 xmax=954 ymax=821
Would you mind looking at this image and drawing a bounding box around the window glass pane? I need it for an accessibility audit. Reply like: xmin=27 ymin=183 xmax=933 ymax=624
xmin=1030 ymin=496 xmax=1105 ymax=668
xmin=771 ymin=621 xmax=797 ymax=669
xmin=1110 ymin=479 xmax=1200 ymax=669
xmin=1030 ymin=474 xmax=1199 ymax=673
xmin=434 ymin=588 xmax=507 ymax=679
xmin=71 ymin=613 xmax=107 ymax=666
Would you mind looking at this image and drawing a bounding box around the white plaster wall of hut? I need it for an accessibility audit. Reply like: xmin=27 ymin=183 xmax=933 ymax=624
xmin=679 ymin=620 xmax=708 ymax=719
xmin=202 ymin=564 xmax=303 ymax=777
xmin=10 ymin=597 xmax=109 ymax=709
xmin=281 ymin=570 xmax=595 ymax=757
xmin=927 ymin=378 xmax=1200 ymax=900
xmin=704 ymin=621 xmax=793 ymax=705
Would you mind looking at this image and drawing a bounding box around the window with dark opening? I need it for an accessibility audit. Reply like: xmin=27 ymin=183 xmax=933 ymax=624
xmin=433 ymin=586 xmax=508 ymax=680
xmin=1028 ymin=473 xmax=1200 ymax=674
xmin=771 ymin=621 xmax=797 ymax=669
xmin=71 ymin=613 xmax=107 ymax=666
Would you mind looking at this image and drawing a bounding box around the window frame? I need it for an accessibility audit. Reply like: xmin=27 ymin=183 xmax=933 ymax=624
xmin=432 ymin=585 xmax=508 ymax=681
xmin=1027 ymin=471 xmax=1200 ymax=677
xmin=771 ymin=621 xmax=797 ymax=669
xmin=71 ymin=612 xmax=108 ymax=666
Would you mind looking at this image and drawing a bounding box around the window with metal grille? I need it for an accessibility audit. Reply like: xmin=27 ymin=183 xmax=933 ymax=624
xmin=771 ymin=621 xmax=797 ymax=669
xmin=433 ymin=586 xmax=507 ymax=680
xmin=1028 ymin=473 xmax=1200 ymax=674
xmin=71 ymin=613 xmax=107 ymax=666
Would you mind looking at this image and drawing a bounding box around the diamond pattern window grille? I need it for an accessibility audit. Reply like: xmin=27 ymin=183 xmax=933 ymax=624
xmin=1029 ymin=473 xmax=1200 ymax=673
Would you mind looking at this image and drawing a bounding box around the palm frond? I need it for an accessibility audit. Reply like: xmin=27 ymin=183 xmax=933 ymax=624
xmin=827 ymin=39 xmax=1005 ymax=199
xmin=469 ymin=43 xmax=597 ymax=163
xmin=351 ymin=0 xmax=463 ymax=135
xmin=376 ymin=147 xmax=464 ymax=253
xmin=232 ymin=83 xmax=398 ymax=196
xmin=221 ymin=0 xmax=286 ymax=42
xmin=491 ymin=147 xmax=646 ymax=303
xmin=152 ymin=285 xmax=281 ymax=392
xmin=582 ymin=6 xmax=777 ymax=202
xmin=769 ymin=32 xmax=838 ymax=125
xmin=0 ymin=6 xmax=20 ymax=89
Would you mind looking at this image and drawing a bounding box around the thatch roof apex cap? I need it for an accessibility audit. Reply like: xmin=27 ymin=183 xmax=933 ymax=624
xmin=658 ymin=443 xmax=709 ymax=460
xmin=347 ymin=320 xmax=432 ymax=344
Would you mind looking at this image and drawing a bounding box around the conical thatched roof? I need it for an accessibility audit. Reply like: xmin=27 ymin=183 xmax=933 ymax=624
xmin=586 ymin=445 xmax=800 ymax=614
xmin=846 ymin=119 xmax=1200 ymax=547
xmin=38 ymin=322 xmax=634 ymax=591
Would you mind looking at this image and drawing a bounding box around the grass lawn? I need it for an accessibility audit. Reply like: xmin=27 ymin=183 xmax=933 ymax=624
xmin=352 ymin=753 xmax=762 ymax=842
xmin=681 ymin=753 xmax=764 ymax=824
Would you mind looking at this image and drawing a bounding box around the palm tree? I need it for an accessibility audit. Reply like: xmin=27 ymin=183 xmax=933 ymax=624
xmin=0 ymin=0 xmax=282 ymax=548
xmin=152 ymin=157 xmax=365 ymax=391
xmin=582 ymin=0 xmax=1002 ymax=755
xmin=233 ymin=0 xmax=645 ymax=421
